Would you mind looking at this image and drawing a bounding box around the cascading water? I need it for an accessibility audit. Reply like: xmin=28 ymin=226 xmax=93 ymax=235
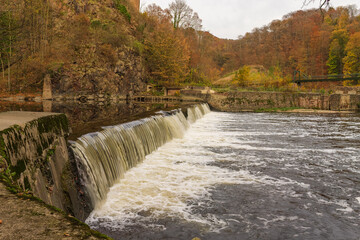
xmin=187 ymin=104 xmax=206 ymax=123
xmin=70 ymin=103 xmax=210 ymax=209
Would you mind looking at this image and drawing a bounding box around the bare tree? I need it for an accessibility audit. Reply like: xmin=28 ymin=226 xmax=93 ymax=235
xmin=168 ymin=0 xmax=202 ymax=31
xmin=303 ymin=0 xmax=330 ymax=18
xmin=303 ymin=0 xmax=330 ymax=9
xmin=145 ymin=4 xmax=171 ymax=23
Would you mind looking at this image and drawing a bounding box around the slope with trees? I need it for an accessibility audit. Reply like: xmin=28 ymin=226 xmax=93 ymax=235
xmin=1 ymin=0 xmax=359 ymax=94
xmin=226 ymin=5 xmax=360 ymax=89
xmin=0 ymin=0 xmax=231 ymax=94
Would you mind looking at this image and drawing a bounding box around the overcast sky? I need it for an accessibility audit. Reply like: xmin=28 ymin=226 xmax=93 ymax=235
xmin=140 ymin=0 xmax=358 ymax=39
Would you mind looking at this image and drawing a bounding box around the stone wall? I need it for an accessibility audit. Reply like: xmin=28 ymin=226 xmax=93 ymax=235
xmin=0 ymin=114 xmax=86 ymax=218
xmin=205 ymin=92 xmax=360 ymax=112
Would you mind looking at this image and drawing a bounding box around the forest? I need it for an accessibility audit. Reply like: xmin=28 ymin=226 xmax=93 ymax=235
xmin=229 ymin=5 xmax=360 ymax=89
xmin=0 ymin=0 xmax=359 ymax=94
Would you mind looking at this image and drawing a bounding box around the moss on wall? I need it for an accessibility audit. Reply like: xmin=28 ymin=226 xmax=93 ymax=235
xmin=208 ymin=92 xmax=359 ymax=112
xmin=0 ymin=113 xmax=73 ymax=213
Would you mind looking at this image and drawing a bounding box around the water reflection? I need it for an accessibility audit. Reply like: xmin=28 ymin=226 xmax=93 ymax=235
xmin=0 ymin=100 xmax=187 ymax=140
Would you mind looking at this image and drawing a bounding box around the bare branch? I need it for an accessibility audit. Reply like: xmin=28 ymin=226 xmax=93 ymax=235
xmin=168 ymin=0 xmax=202 ymax=31
xmin=302 ymin=0 xmax=330 ymax=10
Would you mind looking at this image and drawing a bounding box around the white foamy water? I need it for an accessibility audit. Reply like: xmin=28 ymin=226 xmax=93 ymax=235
xmin=85 ymin=111 xmax=360 ymax=239
xmin=86 ymin=112 xmax=262 ymax=231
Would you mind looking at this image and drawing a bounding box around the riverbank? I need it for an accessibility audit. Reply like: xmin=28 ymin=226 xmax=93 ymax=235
xmin=253 ymin=107 xmax=356 ymax=114
xmin=0 ymin=182 xmax=110 ymax=240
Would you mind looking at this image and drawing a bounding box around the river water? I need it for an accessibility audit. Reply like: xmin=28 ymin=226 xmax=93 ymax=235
xmin=87 ymin=111 xmax=360 ymax=240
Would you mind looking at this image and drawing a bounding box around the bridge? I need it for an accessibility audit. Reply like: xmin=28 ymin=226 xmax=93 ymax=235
xmin=293 ymin=71 xmax=360 ymax=86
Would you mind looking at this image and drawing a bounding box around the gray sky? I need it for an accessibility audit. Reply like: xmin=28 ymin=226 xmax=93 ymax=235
xmin=141 ymin=0 xmax=358 ymax=39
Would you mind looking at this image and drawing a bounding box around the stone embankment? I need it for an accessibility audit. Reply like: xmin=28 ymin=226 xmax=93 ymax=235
xmin=190 ymin=89 xmax=360 ymax=112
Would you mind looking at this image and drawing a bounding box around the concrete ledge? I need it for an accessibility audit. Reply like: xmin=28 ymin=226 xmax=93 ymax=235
xmin=205 ymin=92 xmax=360 ymax=112
xmin=0 ymin=111 xmax=60 ymax=131
xmin=0 ymin=112 xmax=81 ymax=217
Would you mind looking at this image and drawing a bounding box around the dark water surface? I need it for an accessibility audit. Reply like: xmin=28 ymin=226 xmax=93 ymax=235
xmin=0 ymin=101 xmax=183 ymax=139
xmin=87 ymin=111 xmax=360 ymax=240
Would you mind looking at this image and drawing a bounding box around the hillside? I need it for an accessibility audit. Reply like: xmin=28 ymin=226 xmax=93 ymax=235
xmin=230 ymin=6 xmax=360 ymax=78
xmin=1 ymin=0 xmax=146 ymax=95
xmin=0 ymin=0 xmax=234 ymax=95
xmin=1 ymin=2 xmax=359 ymax=95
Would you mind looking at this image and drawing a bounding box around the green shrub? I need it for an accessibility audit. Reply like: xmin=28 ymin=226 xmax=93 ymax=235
xmin=114 ymin=0 xmax=131 ymax=22
xmin=133 ymin=40 xmax=144 ymax=55
xmin=90 ymin=19 xmax=102 ymax=28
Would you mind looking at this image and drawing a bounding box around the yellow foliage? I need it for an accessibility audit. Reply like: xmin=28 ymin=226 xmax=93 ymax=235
xmin=144 ymin=28 xmax=190 ymax=87
xmin=343 ymin=32 xmax=360 ymax=75
xmin=232 ymin=65 xmax=291 ymax=89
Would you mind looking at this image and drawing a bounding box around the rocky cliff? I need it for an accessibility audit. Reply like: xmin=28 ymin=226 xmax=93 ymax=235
xmin=3 ymin=0 xmax=147 ymax=96
xmin=48 ymin=0 xmax=146 ymax=96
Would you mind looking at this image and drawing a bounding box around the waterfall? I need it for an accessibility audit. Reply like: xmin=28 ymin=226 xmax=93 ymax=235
xmin=187 ymin=103 xmax=211 ymax=123
xmin=70 ymin=103 xmax=210 ymax=209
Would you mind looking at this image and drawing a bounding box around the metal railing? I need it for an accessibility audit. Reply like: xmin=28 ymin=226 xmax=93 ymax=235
xmin=293 ymin=71 xmax=360 ymax=85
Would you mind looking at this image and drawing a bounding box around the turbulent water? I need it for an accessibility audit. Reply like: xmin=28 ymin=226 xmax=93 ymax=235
xmin=85 ymin=111 xmax=360 ymax=240
xmin=71 ymin=104 xmax=210 ymax=209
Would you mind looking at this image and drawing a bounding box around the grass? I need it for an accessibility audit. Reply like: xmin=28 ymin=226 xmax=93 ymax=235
xmin=254 ymin=107 xmax=302 ymax=113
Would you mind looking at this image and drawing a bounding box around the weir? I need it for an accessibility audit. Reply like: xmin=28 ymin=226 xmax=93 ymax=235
xmin=70 ymin=103 xmax=211 ymax=210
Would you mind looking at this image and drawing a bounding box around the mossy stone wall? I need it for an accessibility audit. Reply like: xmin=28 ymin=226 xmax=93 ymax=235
xmin=0 ymin=114 xmax=81 ymax=215
xmin=206 ymin=92 xmax=360 ymax=112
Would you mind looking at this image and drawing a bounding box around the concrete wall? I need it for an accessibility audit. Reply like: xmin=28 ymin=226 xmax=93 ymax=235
xmin=0 ymin=113 xmax=88 ymax=219
xmin=205 ymin=92 xmax=360 ymax=112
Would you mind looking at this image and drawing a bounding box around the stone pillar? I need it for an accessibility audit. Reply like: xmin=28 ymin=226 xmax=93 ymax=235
xmin=42 ymin=74 xmax=53 ymax=100
xmin=129 ymin=0 xmax=140 ymax=10
xmin=340 ymin=95 xmax=351 ymax=110
xmin=42 ymin=100 xmax=53 ymax=112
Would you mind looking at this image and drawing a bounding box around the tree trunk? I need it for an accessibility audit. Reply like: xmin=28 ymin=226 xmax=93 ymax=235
xmin=0 ymin=57 xmax=5 ymax=82
xmin=8 ymin=11 xmax=11 ymax=92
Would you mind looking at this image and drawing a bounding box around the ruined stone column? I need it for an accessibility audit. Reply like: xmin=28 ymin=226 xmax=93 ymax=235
xmin=129 ymin=0 xmax=140 ymax=10
xmin=42 ymin=74 xmax=53 ymax=100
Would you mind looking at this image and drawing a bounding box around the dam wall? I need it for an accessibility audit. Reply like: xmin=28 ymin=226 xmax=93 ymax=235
xmin=0 ymin=104 xmax=211 ymax=221
xmin=69 ymin=104 xmax=210 ymax=215
xmin=0 ymin=112 xmax=86 ymax=218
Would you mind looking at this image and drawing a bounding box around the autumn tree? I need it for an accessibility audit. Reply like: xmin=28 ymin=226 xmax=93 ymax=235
xmin=144 ymin=29 xmax=190 ymax=86
xmin=343 ymin=32 xmax=360 ymax=74
xmin=0 ymin=1 xmax=18 ymax=91
xmin=0 ymin=11 xmax=11 ymax=84
xmin=233 ymin=66 xmax=250 ymax=87
xmin=228 ymin=5 xmax=360 ymax=86
xmin=144 ymin=5 xmax=190 ymax=87
xmin=327 ymin=9 xmax=349 ymax=74
xmin=145 ymin=4 xmax=172 ymax=26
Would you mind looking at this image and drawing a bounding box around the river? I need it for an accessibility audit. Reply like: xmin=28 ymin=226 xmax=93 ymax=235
xmin=83 ymin=111 xmax=360 ymax=240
